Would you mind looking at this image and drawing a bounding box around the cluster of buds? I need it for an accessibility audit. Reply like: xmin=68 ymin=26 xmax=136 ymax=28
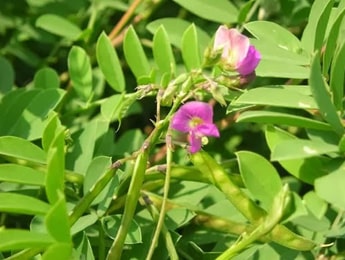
xmin=171 ymin=26 xmax=261 ymax=153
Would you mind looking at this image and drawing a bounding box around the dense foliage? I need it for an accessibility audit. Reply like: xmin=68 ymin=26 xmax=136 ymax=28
xmin=1 ymin=0 xmax=345 ymax=259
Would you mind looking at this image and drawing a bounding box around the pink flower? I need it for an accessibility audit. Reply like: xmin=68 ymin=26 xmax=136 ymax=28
xmin=213 ymin=26 xmax=261 ymax=75
xmin=171 ymin=101 xmax=220 ymax=153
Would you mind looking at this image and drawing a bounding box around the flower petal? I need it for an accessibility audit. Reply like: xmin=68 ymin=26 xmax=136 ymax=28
xmin=175 ymin=101 xmax=214 ymax=123
xmin=196 ymin=123 xmax=220 ymax=137
xmin=189 ymin=132 xmax=202 ymax=153
xmin=213 ymin=26 xmax=231 ymax=58
xmin=171 ymin=109 xmax=190 ymax=132
xmin=228 ymin=29 xmax=250 ymax=66
xmin=237 ymin=45 xmax=261 ymax=75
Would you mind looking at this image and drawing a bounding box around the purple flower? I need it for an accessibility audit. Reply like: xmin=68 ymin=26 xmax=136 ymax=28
xmin=213 ymin=26 xmax=261 ymax=75
xmin=171 ymin=101 xmax=220 ymax=153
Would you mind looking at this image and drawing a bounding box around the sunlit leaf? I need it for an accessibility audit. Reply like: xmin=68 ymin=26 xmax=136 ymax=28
xmin=96 ymin=32 xmax=125 ymax=92
xmin=0 ymin=230 xmax=54 ymax=251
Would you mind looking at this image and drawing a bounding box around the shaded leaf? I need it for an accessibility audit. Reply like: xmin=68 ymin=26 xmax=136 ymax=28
xmin=68 ymin=46 xmax=93 ymax=101
xmin=0 ymin=56 xmax=14 ymax=94
xmin=102 ymin=215 xmax=142 ymax=244
xmin=309 ymin=51 xmax=344 ymax=135
xmin=34 ymin=67 xmax=60 ymax=89
xmin=36 ymin=14 xmax=82 ymax=41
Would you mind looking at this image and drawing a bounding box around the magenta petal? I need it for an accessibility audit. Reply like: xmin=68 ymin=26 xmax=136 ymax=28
xmin=179 ymin=101 xmax=213 ymax=122
xmin=196 ymin=123 xmax=220 ymax=137
xmin=236 ymin=45 xmax=261 ymax=75
xmin=171 ymin=101 xmax=220 ymax=153
xmin=171 ymin=110 xmax=190 ymax=133
xmin=189 ymin=132 xmax=202 ymax=153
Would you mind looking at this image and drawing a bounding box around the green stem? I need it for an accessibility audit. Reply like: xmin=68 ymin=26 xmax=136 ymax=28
xmin=107 ymin=150 xmax=149 ymax=260
xmin=105 ymin=84 xmax=189 ymax=259
xmin=69 ymin=163 xmax=121 ymax=225
xmin=144 ymin=196 xmax=179 ymax=260
xmin=217 ymin=185 xmax=289 ymax=260
xmin=146 ymin=138 xmax=175 ymax=260
xmin=98 ymin=220 xmax=106 ymax=260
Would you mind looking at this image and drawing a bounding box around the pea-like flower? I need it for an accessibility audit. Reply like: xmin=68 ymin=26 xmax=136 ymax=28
xmin=171 ymin=101 xmax=220 ymax=153
xmin=213 ymin=26 xmax=261 ymax=75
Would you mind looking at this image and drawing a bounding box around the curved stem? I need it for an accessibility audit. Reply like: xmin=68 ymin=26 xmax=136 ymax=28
xmin=107 ymin=149 xmax=149 ymax=260
xmin=69 ymin=160 xmax=123 ymax=225
xmin=146 ymin=136 xmax=175 ymax=260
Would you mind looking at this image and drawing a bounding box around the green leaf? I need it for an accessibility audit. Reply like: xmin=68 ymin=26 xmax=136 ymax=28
xmin=255 ymin=59 xmax=309 ymax=79
xmin=102 ymin=215 xmax=142 ymax=244
xmin=146 ymin=18 xmax=210 ymax=55
xmin=96 ymin=32 xmax=125 ymax=92
xmin=68 ymin=46 xmax=93 ymax=101
xmin=45 ymin=128 xmax=65 ymax=204
xmin=282 ymin=192 xmax=308 ymax=223
xmin=271 ymin=139 xmax=338 ymax=161
xmin=153 ymin=26 xmax=176 ymax=75
xmin=238 ymin=0 xmax=255 ymax=24
xmin=165 ymin=208 xmax=195 ymax=230
xmin=71 ymin=214 xmax=98 ymax=235
xmin=36 ymin=14 xmax=82 ymax=41
xmin=0 ymin=56 xmax=14 ymax=94
xmin=123 ymin=26 xmax=151 ymax=80
xmin=0 ymin=164 xmax=45 ymax=186
xmin=251 ymin=39 xmax=309 ymax=66
xmin=303 ymin=191 xmax=327 ymax=219
xmin=100 ymin=93 xmax=124 ymax=122
xmin=34 ymin=67 xmax=60 ymax=89
xmin=42 ymin=243 xmax=72 ymax=260
xmin=315 ymin=168 xmax=345 ymax=210
xmin=0 ymin=136 xmax=46 ymax=164
xmin=265 ymin=126 xmax=329 ymax=184
xmin=323 ymin=4 xmax=345 ymax=76
xmin=113 ymin=129 xmax=145 ymax=156
xmin=73 ymin=233 xmax=95 ymax=260
xmin=236 ymin=151 xmax=282 ymax=210
xmin=0 ymin=230 xmax=54 ymax=251
xmin=330 ymin=39 xmax=345 ymax=111
xmin=0 ymin=193 xmax=50 ymax=215
xmin=231 ymin=86 xmax=317 ymax=109
xmin=181 ymin=24 xmax=201 ymax=71
xmin=237 ymin=110 xmax=332 ymax=131
xmin=0 ymin=89 xmax=41 ymax=135
xmin=309 ymin=51 xmax=344 ymax=135
xmin=301 ymin=0 xmax=334 ymax=52
xmin=8 ymin=89 xmax=65 ymax=140
xmin=66 ymin=119 xmax=109 ymax=174
xmin=100 ymin=93 xmax=139 ymax=123
xmin=42 ymin=112 xmax=62 ymax=152
xmin=245 ymin=21 xmax=302 ymax=52
xmin=83 ymin=156 xmax=112 ymax=205
xmin=45 ymin=194 xmax=71 ymax=243
xmin=173 ymin=0 xmax=238 ymax=23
